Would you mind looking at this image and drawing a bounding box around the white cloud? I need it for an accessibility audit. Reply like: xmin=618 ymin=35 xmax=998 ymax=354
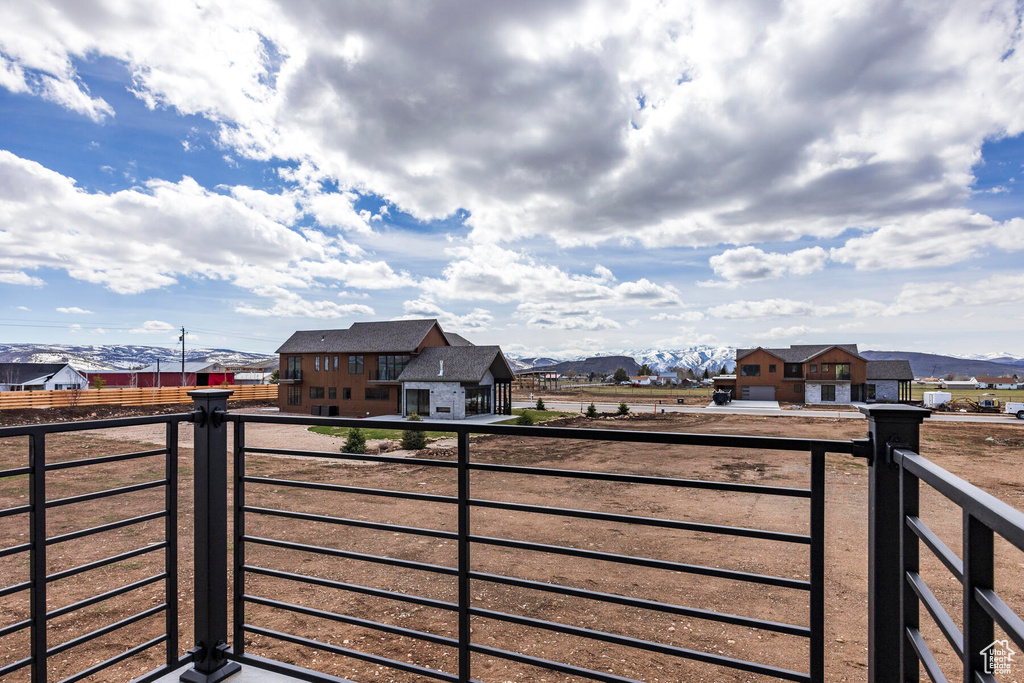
xmin=515 ymin=302 xmax=622 ymax=331
xmin=708 ymin=298 xmax=818 ymax=319
xmin=0 ymin=270 xmax=45 ymax=286
xmin=707 ymin=246 xmax=828 ymax=284
xmin=56 ymin=306 xmax=92 ymax=314
xmin=400 ymin=298 xmax=493 ymax=332
xmin=886 ymin=274 xmax=1024 ymax=316
xmin=751 ymin=325 xmax=824 ymax=341
xmin=130 ymin=320 xmax=174 ymax=334
xmin=651 ymin=311 xmax=704 ymax=322
xmin=15 ymin=306 xmax=30 ymax=311
xmin=235 ymin=290 xmax=374 ymax=319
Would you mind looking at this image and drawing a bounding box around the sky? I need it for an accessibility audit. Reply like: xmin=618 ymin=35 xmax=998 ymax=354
xmin=1 ymin=0 xmax=1023 ymax=359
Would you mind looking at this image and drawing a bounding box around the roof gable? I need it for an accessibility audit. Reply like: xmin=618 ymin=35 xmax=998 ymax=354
xmin=0 ymin=363 xmax=71 ymax=385
xmin=276 ymin=319 xmax=444 ymax=354
xmin=397 ymin=346 xmax=513 ymax=383
xmin=866 ymin=360 xmax=914 ymax=381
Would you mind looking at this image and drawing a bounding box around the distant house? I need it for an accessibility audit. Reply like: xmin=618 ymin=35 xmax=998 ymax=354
xmin=976 ymin=376 xmax=1018 ymax=390
xmin=276 ymin=319 xmax=514 ymax=419
xmin=0 ymin=363 xmax=88 ymax=391
xmin=657 ymin=372 xmax=681 ymax=386
xmin=630 ymin=376 xmax=652 ymax=386
xmin=714 ymin=344 xmax=913 ymax=404
xmin=88 ymin=362 xmax=234 ymax=388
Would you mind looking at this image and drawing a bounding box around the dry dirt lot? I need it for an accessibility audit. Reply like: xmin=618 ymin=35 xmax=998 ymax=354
xmin=1 ymin=408 xmax=1022 ymax=683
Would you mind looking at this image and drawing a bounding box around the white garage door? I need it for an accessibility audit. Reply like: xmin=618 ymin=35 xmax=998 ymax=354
xmin=747 ymin=386 xmax=776 ymax=401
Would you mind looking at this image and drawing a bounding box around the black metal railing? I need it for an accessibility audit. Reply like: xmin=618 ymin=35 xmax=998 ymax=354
xmin=224 ymin=407 xmax=851 ymax=683
xmin=0 ymin=412 xmax=193 ymax=683
xmin=892 ymin=444 xmax=1024 ymax=680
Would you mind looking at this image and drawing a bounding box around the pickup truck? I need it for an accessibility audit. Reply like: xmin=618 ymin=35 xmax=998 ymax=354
xmin=1007 ymin=402 xmax=1024 ymax=419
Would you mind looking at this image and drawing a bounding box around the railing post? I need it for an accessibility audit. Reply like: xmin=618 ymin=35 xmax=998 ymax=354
xmin=181 ymin=390 xmax=240 ymax=683
xmin=859 ymin=404 xmax=929 ymax=683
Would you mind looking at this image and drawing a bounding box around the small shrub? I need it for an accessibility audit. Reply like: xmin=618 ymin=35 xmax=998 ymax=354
xmin=585 ymin=403 xmax=598 ymax=418
xmin=407 ymin=412 xmax=422 ymax=421
xmin=90 ymin=376 xmax=106 ymax=389
xmin=515 ymin=411 xmax=535 ymax=425
xmin=343 ymin=427 xmax=366 ymax=454
xmin=402 ymin=429 xmax=427 ymax=450
xmin=617 ymin=402 xmax=629 ymax=416
xmin=535 ymin=397 xmax=546 ymax=411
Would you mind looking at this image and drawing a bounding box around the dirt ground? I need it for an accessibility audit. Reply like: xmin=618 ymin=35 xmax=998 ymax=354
xmin=1 ymin=408 xmax=1022 ymax=683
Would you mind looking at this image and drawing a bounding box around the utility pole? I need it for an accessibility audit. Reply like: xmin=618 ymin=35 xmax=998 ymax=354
xmin=180 ymin=327 xmax=187 ymax=387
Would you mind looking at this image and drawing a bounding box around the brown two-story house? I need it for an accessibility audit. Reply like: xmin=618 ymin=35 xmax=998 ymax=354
xmin=276 ymin=319 xmax=514 ymax=419
xmin=714 ymin=344 xmax=910 ymax=404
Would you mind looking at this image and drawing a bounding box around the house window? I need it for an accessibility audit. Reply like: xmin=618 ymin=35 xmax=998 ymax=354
xmin=465 ymin=386 xmax=491 ymax=415
xmin=315 ymin=356 xmax=320 ymax=372
xmin=348 ymin=355 xmax=364 ymax=374
xmin=795 ymin=383 xmax=803 ymax=394
xmin=333 ymin=356 xmax=338 ymax=371
xmin=342 ymin=388 xmax=351 ymax=400
xmin=377 ymin=354 xmax=411 ymax=381
xmin=287 ymin=386 xmax=302 ymax=406
xmin=406 ymin=389 xmax=430 ymax=416
xmin=310 ymin=386 xmax=324 ymax=399
xmin=834 ymin=363 xmax=851 ymax=381
xmin=365 ymin=387 xmax=390 ymax=401
xmin=810 ymin=364 xmax=817 ymax=373
xmin=821 ymin=384 xmax=836 ymax=401
xmin=768 ymin=364 xmax=776 ymax=373
xmin=328 ymin=387 xmax=337 ymax=399
xmin=867 ymin=384 xmax=876 ymax=401
xmin=285 ymin=356 xmax=302 ymax=380
xmin=821 ymin=364 xmax=829 ymax=373
xmin=740 ymin=364 xmax=761 ymax=377
xmin=784 ymin=363 xmax=803 ymax=378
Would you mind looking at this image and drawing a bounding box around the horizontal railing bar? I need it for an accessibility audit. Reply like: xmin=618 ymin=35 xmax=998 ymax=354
xmin=47 ymin=573 xmax=166 ymax=620
xmin=906 ymin=516 xmax=963 ymax=582
xmin=0 ymin=618 xmax=31 ymax=639
xmin=244 ymin=536 xmax=459 ymax=576
xmin=470 ymin=535 xmax=810 ymax=589
xmin=245 ymin=506 xmax=457 ymax=540
xmin=975 ymin=587 xmax=1024 ymax=653
xmin=470 ymin=571 xmax=810 ymax=636
xmin=47 ymin=542 xmax=166 ymax=582
xmin=46 ymin=448 xmax=167 ymax=471
xmin=229 ymin=413 xmax=856 ymax=452
xmin=896 ymin=448 xmax=1024 ymax=551
xmin=905 ymin=626 xmax=947 ymax=683
xmin=244 ymin=565 xmax=458 ymax=611
xmin=230 ymin=653 xmax=356 ymax=683
xmin=469 ymin=499 xmax=810 ymax=543
xmin=471 ymin=606 xmax=810 ymax=681
xmin=0 ymin=542 xmax=30 ymax=559
xmin=245 ymin=594 xmax=458 ymax=647
xmin=46 ymin=479 xmax=166 ymax=508
xmin=906 ymin=571 xmax=963 ymax=658
xmin=243 ymin=476 xmax=457 ymax=504
xmin=46 ymin=603 xmax=166 ymax=657
xmin=469 ymin=462 xmax=812 ymax=497
xmin=244 ymin=445 xmax=457 ymax=468
xmin=0 ymin=581 xmax=31 ymax=598
xmin=56 ymin=634 xmax=167 ymax=683
xmin=0 ymin=504 xmax=31 ymax=519
xmin=243 ymin=624 xmax=458 ymax=682
xmin=470 ymin=642 xmax=642 ymax=683
xmin=0 ymin=466 xmax=30 ymax=478
xmin=0 ymin=656 xmax=31 ymax=678
xmin=46 ymin=510 xmax=166 ymax=546
xmin=0 ymin=412 xmax=194 ymax=437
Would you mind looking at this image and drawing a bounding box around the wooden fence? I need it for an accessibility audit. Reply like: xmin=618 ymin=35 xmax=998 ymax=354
xmin=0 ymin=384 xmax=278 ymax=410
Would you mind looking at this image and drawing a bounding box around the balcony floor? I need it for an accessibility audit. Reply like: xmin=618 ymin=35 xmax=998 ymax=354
xmin=149 ymin=664 xmax=334 ymax=683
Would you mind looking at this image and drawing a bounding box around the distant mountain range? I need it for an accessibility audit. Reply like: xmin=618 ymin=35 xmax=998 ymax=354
xmin=2 ymin=343 xmax=1020 ymax=380
xmin=0 ymin=343 xmax=277 ymax=371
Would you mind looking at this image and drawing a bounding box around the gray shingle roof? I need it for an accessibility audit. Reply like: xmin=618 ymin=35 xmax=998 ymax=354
xmin=397 ymin=346 xmax=513 ymax=383
xmin=276 ymin=319 xmax=441 ymax=354
xmin=736 ymin=344 xmax=861 ymax=363
xmin=0 ymin=363 xmax=69 ymax=385
xmin=443 ymin=331 xmax=474 ymax=346
xmin=866 ymin=360 xmax=914 ymax=381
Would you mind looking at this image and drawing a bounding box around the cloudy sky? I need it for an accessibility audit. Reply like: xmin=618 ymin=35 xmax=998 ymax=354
xmin=1 ymin=0 xmax=1023 ymax=358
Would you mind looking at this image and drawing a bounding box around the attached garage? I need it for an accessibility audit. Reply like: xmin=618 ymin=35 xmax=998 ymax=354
xmin=742 ymin=385 xmax=776 ymax=401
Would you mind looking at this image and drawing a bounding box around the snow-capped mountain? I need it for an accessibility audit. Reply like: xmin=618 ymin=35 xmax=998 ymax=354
xmin=0 ymin=343 xmax=277 ymax=371
xmin=507 ymin=346 xmax=736 ymax=374
xmin=952 ymin=351 xmax=1024 ymax=364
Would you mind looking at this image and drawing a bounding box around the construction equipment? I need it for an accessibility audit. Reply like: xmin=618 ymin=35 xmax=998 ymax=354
xmin=937 ymin=393 xmax=1002 ymax=413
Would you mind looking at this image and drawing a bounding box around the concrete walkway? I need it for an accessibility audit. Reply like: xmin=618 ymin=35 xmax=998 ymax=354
xmin=361 ymin=412 xmax=512 ymax=425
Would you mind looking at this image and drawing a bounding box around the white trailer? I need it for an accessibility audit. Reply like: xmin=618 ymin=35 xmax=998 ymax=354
xmin=923 ymin=391 xmax=952 ymax=408
xmin=1006 ymin=401 xmax=1024 ymax=419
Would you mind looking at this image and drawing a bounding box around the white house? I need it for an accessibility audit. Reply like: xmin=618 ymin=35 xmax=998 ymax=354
xmin=976 ymin=376 xmax=1018 ymax=390
xmin=0 ymin=363 xmax=89 ymax=391
xmin=939 ymin=377 xmax=979 ymax=390
xmin=396 ymin=346 xmax=514 ymax=420
xmin=657 ymin=372 xmax=681 ymax=386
